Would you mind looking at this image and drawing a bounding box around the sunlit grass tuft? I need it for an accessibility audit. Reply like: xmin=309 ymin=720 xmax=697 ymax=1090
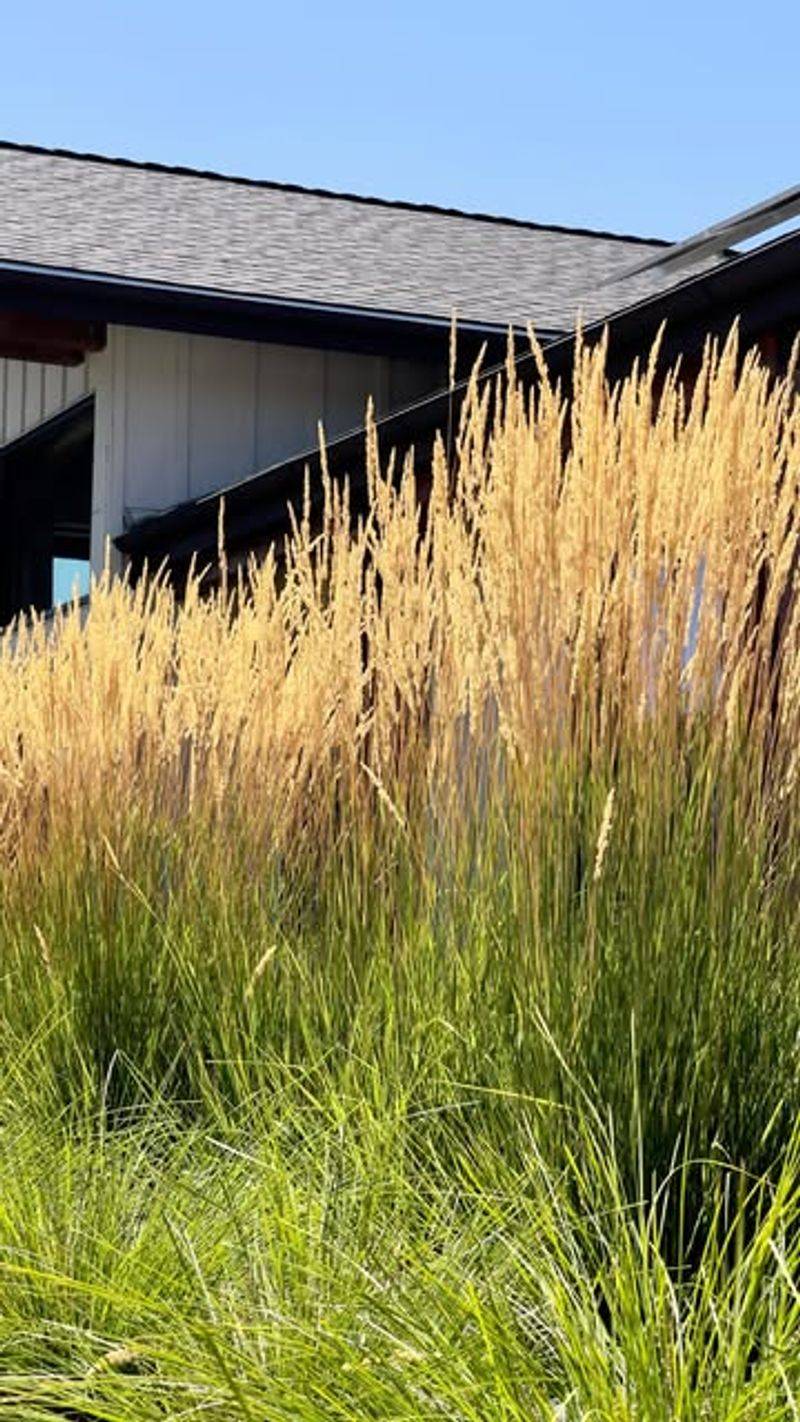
xmin=1 ymin=329 xmax=800 ymax=1414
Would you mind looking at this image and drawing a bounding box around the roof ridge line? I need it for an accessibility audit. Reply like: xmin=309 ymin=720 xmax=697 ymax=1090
xmin=0 ymin=138 xmax=671 ymax=249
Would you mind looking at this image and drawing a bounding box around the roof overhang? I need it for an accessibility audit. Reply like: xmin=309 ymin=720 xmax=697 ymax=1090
xmin=576 ymin=224 xmax=800 ymax=372
xmin=117 ymin=225 xmax=800 ymax=571
xmin=0 ymin=259 xmax=550 ymax=362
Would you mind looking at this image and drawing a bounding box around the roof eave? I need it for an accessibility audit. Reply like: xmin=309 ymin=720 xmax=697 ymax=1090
xmin=117 ymin=228 xmax=800 ymax=566
xmin=0 ymin=259 xmax=558 ymax=360
xmin=560 ymin=226 xmax=800 ymax=371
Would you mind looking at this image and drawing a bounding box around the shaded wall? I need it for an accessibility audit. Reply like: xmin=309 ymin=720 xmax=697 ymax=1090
xmin=90 ymin=327 xmax=445 ymax=571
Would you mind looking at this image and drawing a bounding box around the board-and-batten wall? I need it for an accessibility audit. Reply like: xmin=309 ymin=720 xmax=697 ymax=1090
xmin=92 ymin=328 xmax=444 ymax=569
xmin=0 ymin=358 xmax=90 ymax=446
xmin=2 ymin=327 xmax=445 ymax=574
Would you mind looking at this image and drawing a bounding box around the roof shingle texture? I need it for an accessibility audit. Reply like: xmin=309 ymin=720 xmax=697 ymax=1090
xmin=0 ymin=145 xmax=676 ymax=332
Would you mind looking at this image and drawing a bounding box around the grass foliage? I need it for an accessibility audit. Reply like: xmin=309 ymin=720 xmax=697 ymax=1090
xmin=2 ymin=332 xmax=800 ymax=1415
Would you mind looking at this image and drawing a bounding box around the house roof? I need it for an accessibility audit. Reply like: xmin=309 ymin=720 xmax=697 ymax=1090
xmin=117 ymin=222 xmax=800 ymax=567
xmin=0 ymin=140 xmax=672 ymax=335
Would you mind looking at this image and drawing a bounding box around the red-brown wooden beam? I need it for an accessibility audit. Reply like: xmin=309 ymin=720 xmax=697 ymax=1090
xmin=0 ymin=313 xmax=106 ymax=366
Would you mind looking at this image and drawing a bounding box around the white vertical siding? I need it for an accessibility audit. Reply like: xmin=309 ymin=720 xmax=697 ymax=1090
xmin=255 ymin=344 xmax=325 ymax=470
xmin=323 ymin=350 xmax=391 ymax=441
xmin=123 ymin=330 xmax=189 ymax=513
xmin=388 ymin=358 xmax=444 ymax=410
xmin=1 ymin=329 xmax=445 ymax=584
xmin=189 ymin=338 xmax=257 ymax=498
xmin=92 ymin=328 xmax=444 ymax=551
xmin=89 ymin=327 xmax=125 ymax=574
xmin=0 ymin=357 xmax=90 ymax=446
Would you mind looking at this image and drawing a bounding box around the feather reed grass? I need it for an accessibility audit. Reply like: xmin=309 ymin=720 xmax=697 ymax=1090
xmin=1 ymin=329 xmax=800 ymax=1414
xmin=2 ymin=330 xmax=799 ymax=868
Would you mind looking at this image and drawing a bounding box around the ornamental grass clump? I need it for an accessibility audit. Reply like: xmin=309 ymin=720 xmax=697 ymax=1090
xmin=0 ymin=329 xmax=800 ymax=1414
xmin=2 ymin=329 xmax=800 ymax=870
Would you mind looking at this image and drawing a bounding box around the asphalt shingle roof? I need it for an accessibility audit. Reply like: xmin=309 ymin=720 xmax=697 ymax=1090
xmin=0 ymin=141 xmax=674 ymax=333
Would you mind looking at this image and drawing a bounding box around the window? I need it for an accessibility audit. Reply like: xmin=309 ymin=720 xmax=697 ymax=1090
xmin=52 ymin=557 xmax=91 ymax=606
xmin=0 ymin=398 xmax=93 ymax=626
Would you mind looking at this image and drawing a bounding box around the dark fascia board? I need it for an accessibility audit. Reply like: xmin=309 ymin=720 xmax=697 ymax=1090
xmin=0 ymin=259 xmax=558 ymax=361
xmin=118 ymin=227 xmax=800 ymax=566
xmin=571 ymin=225 xmax=800 ymax=372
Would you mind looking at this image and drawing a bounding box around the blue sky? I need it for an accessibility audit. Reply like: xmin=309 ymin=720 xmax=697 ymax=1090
xmin=1 ymin=2 xmax=798 ymax=243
